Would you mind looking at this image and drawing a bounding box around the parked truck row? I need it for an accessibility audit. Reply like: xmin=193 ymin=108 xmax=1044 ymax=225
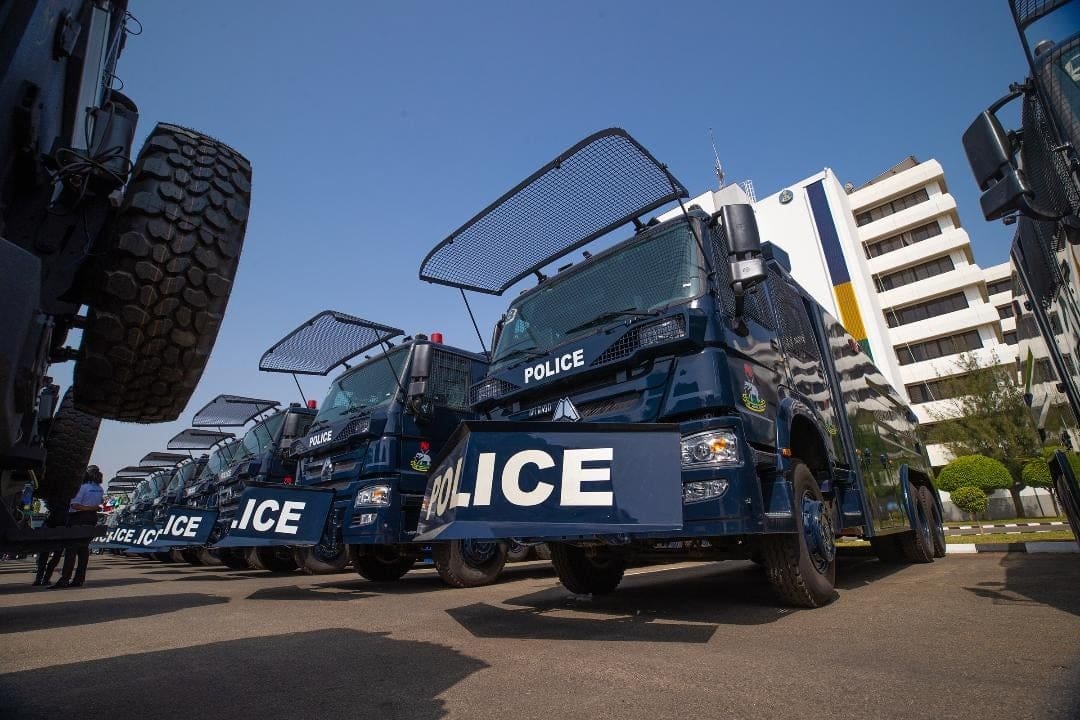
xmin=93 ymin=127 xmax=947 ymax=607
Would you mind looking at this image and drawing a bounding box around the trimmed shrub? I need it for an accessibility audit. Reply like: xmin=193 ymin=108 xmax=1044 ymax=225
xmin=936 ymin=455 xmax=1013 ymax=493
xmin=1022 ymin=459 xmax=1053 ymax=489
xmin=950 ymin=486 xmax=988 ymax=516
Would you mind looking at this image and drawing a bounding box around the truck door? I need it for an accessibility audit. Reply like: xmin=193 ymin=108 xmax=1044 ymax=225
xmin=766 ymin=269 xmax=845 ymax=463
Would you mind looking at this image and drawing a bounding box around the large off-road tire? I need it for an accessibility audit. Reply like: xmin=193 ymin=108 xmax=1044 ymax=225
xmin=247 ymin=547 xmax=298 ymax=573
xmin=349 ymin=545 xmax=416 ymax=582
xmin=549 ymin=543 xmax=626 ymax=595
xmin=533 ymin=543 xmax=552 ymax=561
xmin=218 ymin=548 xmax=250 ymax=570
xmin=899 ymin=481 xmax=935 ymax=563
xmin=196 ymin=547 xmax=222 ymax=566
xmin=761 ymin=461 xmax=837 ymax=608
xmin=74 ymin=123 xmax=251 ymax=422
xmin=432 ymin=540 xmax=508 ymax=588
xmin=151 ymin=552 xmax=174 ymax=563
xmin=180 ymin=548 xmax=203 ymax=566
xmin=41 ymin=390 xmax=101 ymax=509
xmin=1054 ymin=470 xmax=1080 ymax=541
xmin=293 ymin=545 xmax=350 ymax=575
xmin=918 ymin=485 xmax=947 ymax=559
xmin=168 ymin=549 xmax=187 ymax=563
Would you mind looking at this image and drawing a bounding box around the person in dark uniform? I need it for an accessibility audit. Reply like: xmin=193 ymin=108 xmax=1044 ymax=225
xmin=33 ymin=506 xmax=68 ymax=586
xmin=48 ymin=466 xmax=104 ymax=589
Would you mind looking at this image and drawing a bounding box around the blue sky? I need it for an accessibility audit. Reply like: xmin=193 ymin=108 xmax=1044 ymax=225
xmin=76 ymin=0 xmax=1030 ymax=485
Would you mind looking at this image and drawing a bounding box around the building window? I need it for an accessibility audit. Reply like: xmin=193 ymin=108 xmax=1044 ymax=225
xmin=1004 ymin=331 xmax=1018 ymax=345
xmin=1050 ymin=312 xmax=1063 ymax=334
xmin=884 ymin=291 xmax=969 ymax=328
xmin=864 ymin=221 xmax=942 ymax=259
xmin=997 ymin=304 xmax=1014 ymax=319
xmin=906 ymin=378 xmax=957 ymax=404
xmin=875 ymin=255 xmax=955 ymax=291
xmin=856 ymin=188 xmax=930 ymax=226
xmin=895 ymin=329 xmax=983 ymax=366
xmin=986 ymin=278 xmax=1012 ymax=296
xmin=1033 ymin=357 xmax=1057 ymax=384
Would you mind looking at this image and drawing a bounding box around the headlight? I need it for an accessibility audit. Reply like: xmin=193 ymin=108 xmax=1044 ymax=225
xmin=354 ymin=484 xmax=392 ymax=508
xmin=680 ymin=430 xmax=740 ymax=468
xmin=683 ymin=479 xmax=729 ymax=503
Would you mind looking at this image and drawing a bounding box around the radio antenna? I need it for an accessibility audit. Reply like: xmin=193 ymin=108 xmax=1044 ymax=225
xmin=709 ymin=128 xmax=725 ymax=189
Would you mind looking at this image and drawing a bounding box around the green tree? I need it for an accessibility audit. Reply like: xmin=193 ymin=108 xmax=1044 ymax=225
xmin=1022 ymin=458 xmax=1056 ymax=516
xmin=937 ymin=455 xmax=1013 ymax=494
xmin=927 ymin=353 xmax=1042 ymax=516
xmin=951 ymin=486 xmax=989 ymax=519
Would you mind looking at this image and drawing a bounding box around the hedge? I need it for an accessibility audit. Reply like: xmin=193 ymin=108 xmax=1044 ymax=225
xmin=1021 ymin=459 xmax=1052 ymax=489
xmin=950 ymin=486 xmax=988 ymax=515
xmin=936 ymin=455 xmax=1013 ymax=493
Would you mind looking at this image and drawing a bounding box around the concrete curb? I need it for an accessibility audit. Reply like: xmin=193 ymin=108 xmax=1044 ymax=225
xmin=946 ymin=541 xmax=1079 ymax=554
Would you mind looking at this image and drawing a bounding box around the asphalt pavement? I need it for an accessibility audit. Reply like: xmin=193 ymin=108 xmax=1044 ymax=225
xmin=1 ymin=549 xmax=1077 ymax=720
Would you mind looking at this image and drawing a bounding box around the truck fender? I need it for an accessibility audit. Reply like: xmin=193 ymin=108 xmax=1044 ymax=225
xmin=774 ymin=398 xmax=835 ymax=478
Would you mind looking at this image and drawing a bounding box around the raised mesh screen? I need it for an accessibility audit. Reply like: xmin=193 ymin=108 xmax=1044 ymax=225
xmin=1021 ymin=85 xmax=1080 ymax=218
xmin=191 ymin=394 xmax=279 ymax=427
xmin=1011 ymin=0 xmax=1072 ymax=25
xmin=167 ymin=428 xmax=235 ymax=450
xmin=259 ymin=311 xmax=404 ymax=376
xmin=419 ymin=128 xmax=688 ymax=295
xmin=591 ymin=315 xmax=686 ymax=366
xmin=468 ymin=378 xmax=520 ymax=406
xmin=139 ymin=452 xmax=188 ymax=467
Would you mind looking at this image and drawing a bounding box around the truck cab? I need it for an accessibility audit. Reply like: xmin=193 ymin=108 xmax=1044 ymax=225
xmin=225 ymin=310 xmax=497 ymax=584
xmin=415 ymin=128 xmax=944 ymax=607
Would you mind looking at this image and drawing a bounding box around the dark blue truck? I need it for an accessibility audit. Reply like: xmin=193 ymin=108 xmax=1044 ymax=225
xmin=218 ymin=311 xmax=515 ymax=585
xmin=413 ymin=128 xmax=946 ymax=607
xmin=192 ymin=395 xmax=316 ymax=572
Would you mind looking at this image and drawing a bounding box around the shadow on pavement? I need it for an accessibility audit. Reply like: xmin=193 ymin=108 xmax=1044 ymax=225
xmin=964 ymin=554 xmax=1080 ymax=617
xmin=0 ymin=593 xmax=228 ymax=634
xmin=0 ymin=576 xmax=159 ymax=596
xmin=447 ymin=551 xmax=918 ymax=643
xmin=247 ymin=584 xmax=377 ymax=602
xmin=0 ymin=628 xmax=487 ymax=720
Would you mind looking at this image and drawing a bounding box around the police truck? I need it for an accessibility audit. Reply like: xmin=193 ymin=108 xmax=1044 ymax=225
xmin=415 ymin=128 xmax=946 ymax=607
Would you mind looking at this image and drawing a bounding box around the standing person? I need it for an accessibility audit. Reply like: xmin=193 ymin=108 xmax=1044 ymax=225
xmin=33 ymin=506 xmax=68 ymax=586
xmin=49 ymin=466 xmax=104 ymax=589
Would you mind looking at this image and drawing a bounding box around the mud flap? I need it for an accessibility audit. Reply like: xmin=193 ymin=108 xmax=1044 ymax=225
xmin=212 ymin=483 xmax=335 ymax=548
xmin=415 ymin=421 xmax=683 ymax=542
xmin=149 ymin=507 xmax=218 ymax=549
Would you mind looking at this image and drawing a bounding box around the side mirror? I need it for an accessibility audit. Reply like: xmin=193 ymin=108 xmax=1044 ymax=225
xmin=407 ymin=342 xmax=434 ymax=422
xmin=962 ymin=110 xmax=1047 ymax=221
xmin=722 ymin=204 xmax=766 ymax=292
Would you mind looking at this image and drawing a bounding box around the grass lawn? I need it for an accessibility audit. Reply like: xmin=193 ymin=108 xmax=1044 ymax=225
xmin=944 ymin=516 xmax=1065 ymax=527
xmin=945 ymin=530 xmax=1075 ymax=544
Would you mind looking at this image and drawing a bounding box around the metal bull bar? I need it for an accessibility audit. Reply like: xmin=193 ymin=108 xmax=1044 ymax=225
xmin=415 ymin=421 xmax=684 ymax=541
xmin=212 ymin=482 xmax=336 ymax=548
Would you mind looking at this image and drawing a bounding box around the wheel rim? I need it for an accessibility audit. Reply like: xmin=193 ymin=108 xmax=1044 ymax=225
xmin=801 ymin=491 xmax=836 ymax=573
xmin=462 ymin=540 xmax=497 ymax=566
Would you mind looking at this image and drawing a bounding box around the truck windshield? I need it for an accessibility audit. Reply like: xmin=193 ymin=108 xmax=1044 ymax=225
xmin=197 ymin=442 xmax=237 ymax=482
xmin=166 ymin=462 xmax=196 ymax=493
xmin=313 ymin=348 xmax=408 ymax=423
xmin=234 ymin=413 xmax=286 ymax=462
xmin=491 ymin=220 xmax=706 ymax=367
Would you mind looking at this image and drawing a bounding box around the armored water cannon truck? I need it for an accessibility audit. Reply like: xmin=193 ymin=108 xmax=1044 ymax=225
xmin=1 ymin=1 xmax=252 ymax=555
xmin=188 ymin=394 xmax=315 ymax=572
xmin=147 ymin=427 xmax=237 ymax=566
xmin=962 ymin=0 xmax=1080 ymax=535
xmin=415 ymin=128 xmax=945 ymax=607
xmin=226 ymin=310 xmax=504 ymax=584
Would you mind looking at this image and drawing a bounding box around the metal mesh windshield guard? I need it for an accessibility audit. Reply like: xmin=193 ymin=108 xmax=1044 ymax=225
xmin=259 ymin=311 xmax=404 ymax=376
xmin=191 ymin=394 xmax=279 ymax=427
xmin=115 ymin=466 xmax=162 ymax=478
xmin=419 ymin=128 xmax=689 ymax=295
xmin=1011 ymin=0 xmax=1071 ymax=26
xmin=139 ymin=452 xmax=188 ymax=467
xmin=167 ymin=428 xmax=235 ymax=450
